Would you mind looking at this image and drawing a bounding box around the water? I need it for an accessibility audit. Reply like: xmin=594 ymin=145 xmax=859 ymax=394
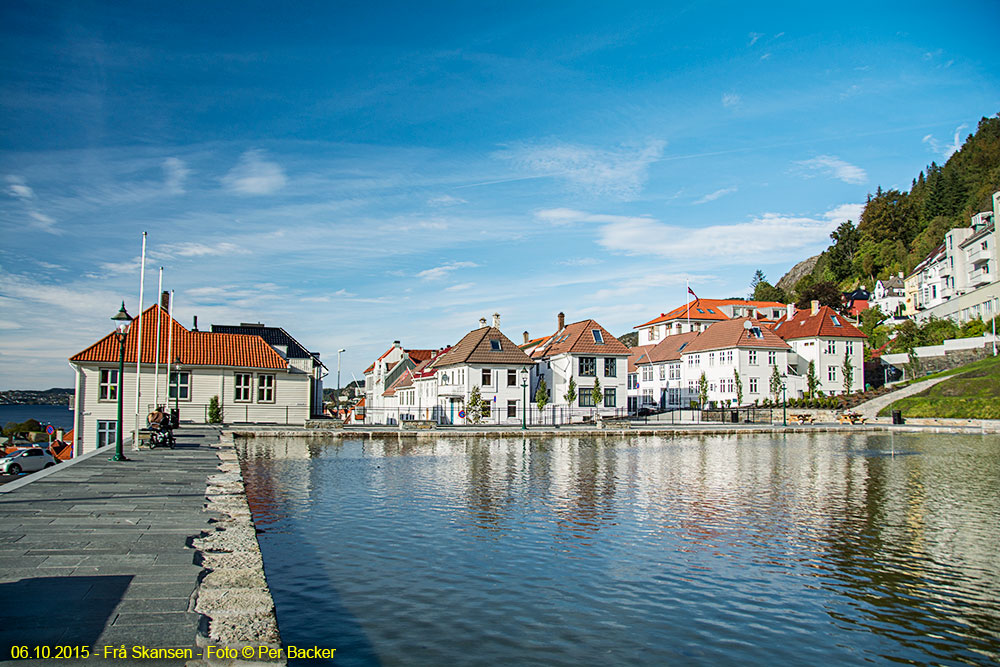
xmin=0 ymin=404 xmax=73 ymax=430
xmin=239 ymin=433 xmax=1000 ymax=666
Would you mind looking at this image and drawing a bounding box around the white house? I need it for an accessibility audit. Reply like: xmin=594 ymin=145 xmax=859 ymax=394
xmin=635 ymin=298 xmax=787 ymax=345
xmin=526 ymin=313 xmax=630 ymax=421
xmin=679 ymin=317 xmax=795 ymax=406
xmin=69 ymin=303 xmax=317 ymax=455
xmin=632 ymin=332 xmax=699 ymax=410
xmin=870 ymin=274 xmax=907 ymax=318
xmin=363 ymin=342 xmax=436 ymax=424
xmin=772 ymin=302 xmax=866 ymax=396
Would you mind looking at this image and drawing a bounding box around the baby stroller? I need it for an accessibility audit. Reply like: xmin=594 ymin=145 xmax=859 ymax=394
xmin=147 ymin=407 xmax=175 ymax=449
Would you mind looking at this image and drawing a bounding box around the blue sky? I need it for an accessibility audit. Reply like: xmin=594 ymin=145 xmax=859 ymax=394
xmin=1 ymin=1 xmax=998 ymax=389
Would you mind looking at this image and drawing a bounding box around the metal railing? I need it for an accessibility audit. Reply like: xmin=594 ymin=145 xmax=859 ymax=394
xmin=145 ymin=403 xmax=308 ymax=425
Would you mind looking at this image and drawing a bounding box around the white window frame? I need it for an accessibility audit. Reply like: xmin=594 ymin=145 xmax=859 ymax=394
xmin=257 ymin=373 xmax=275 ymax=403
xmin=97 ymin=420 xmax=117 ymax=447
xmin=168 ymin=371 xmax=191 ymax=401
xmin=99 ymin=368 xmax=120 ymax=401
xmin=234 ymin=373 xmax=253 ymax=402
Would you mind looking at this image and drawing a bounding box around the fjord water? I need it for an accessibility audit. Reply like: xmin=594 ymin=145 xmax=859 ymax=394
xmin=239 ymin=433 xmax=1000 ymax=666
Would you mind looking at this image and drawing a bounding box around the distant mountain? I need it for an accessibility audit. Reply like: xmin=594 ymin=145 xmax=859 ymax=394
xmin=777 ymin=255 xmax=820 ymax=294
xmin=1 ymin=388 xmax=73 ymax=405
xmin=618 ymin=331 xmax=639 ymax=348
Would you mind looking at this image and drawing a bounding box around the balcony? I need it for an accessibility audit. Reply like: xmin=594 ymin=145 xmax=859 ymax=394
xmin=965 ymin=244 xmax=989 ymax=264
xmin=968 ymin=266 xmax=994 ymax=288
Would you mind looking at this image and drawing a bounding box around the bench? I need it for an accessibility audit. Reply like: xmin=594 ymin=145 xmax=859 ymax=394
xmin=837 ymin=412 xmax=867 ymax=425
xmin=789 ymin=413 xmax=815 ymax=425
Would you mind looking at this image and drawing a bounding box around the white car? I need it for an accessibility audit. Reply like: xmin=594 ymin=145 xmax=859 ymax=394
xmin=0 ymin=448 xmax=56 ymax=475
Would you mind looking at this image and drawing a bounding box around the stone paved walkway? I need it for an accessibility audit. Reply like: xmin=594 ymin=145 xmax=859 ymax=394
xmin=852 ymin=376 xmax=951 ymax=419
xmin=0 ymin=427 xmax=222 ymax=665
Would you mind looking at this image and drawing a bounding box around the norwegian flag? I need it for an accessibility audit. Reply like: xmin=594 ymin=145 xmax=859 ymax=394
xmin=688 ymin=286 xmax=698 ymax=300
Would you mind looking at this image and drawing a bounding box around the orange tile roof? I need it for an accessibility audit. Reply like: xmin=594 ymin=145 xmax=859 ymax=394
xmin=635 ymin=299 xmax=787 ymax=328
xmin=433 ymin=327 xmax=534 ymax=367
xmin=530 ymin=319 xmax=630 ymax=359
xmin=682 ymin=318 xmax=791 ymax=354
xmin=772 ymin=305 xmax=867 ymax=340
xmin=69 ymin=305 xmax=288 ymax=369
xmin=627 ymin=345 xmax=655 ymax=373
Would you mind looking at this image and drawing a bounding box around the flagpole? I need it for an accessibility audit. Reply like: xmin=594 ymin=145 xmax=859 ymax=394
xmin=686 ymin=279 xmax=691 ymax=333
xmin=165 ymin=289 xmax=174 ymax=410
xmin=153 ymin=267 xmax=163 ymax=408
xmin=134 ymin=232 xmax=147 ymax=449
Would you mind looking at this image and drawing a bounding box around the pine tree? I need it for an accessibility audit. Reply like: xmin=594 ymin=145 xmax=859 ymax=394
xmin=769 ymin=365 xmax=784 ymax=405
xmin=734 ymin=369 xmax=743 ymax=406
xmin=842 ymin=350 xmax=854 ymax=395
xmin=591 ymin=378 xmax=602 ymax=417
xmin=535 ymin=377 xmax=549 ymax=413
xmin=698 ymin=372 xmax=708 ymax=409
xmin=564 ymin=378 xmax=577 ymax=405
xmin=208 ymin=396 xmax=222 ymax=424
xmin=806 ymin=360 xmax=818 ymax=399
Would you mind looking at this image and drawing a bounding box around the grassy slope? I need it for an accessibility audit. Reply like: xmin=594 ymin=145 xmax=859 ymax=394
xmin=879 ymin=354 xmax=1000 ymax=419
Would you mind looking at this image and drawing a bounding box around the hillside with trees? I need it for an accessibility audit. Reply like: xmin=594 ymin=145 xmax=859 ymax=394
xmin=778 ymin=114 xmax=1000 ymax=301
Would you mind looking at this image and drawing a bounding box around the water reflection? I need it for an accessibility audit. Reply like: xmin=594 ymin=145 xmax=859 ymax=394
xmin=238 ymin=432 xmax=1000 ymax=666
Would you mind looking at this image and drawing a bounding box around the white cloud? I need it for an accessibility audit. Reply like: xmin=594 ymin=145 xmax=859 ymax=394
xmin=922 ymin=124 xmax=967 ymax=160
xmin=748 ymin=32 xmax=762 ymax=46
xmin=428 ymin=194 xmax=467 ymax=206
xmin=495 ymin=139 xmax=665 ymax=200
xmin=559 ymin=257 xmax=602 ymax=266
xmin=795 ymin=155 xmax=867 ymax=184
xmin=6 ymin=175 xmax=34 ymax=200
xmin=694 ymin=187 xmax=737 ymax=204
xmin=163 ymin=157 xmax=190 ymax=194
xmin=171 ymin=242 xmax=250 ymax=257
xmin=722 ymin=93 xmax=741 ymax=108
xmin=445 ymin=282 xmax=476 ymax=292
xmin=28 ymin=211 xmax=60 ymax=234
xmin=222 ymin=150 xmax=287 ymax=195
xmin=416 ymin=261 xmax=478 ymax=280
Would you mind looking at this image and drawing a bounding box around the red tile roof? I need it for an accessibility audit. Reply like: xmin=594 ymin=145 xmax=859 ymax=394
xmin=682 ymin=318 xmax=791 ymax=354
xmin=637 ymin=331 xmax=700 ymax=364
xmin=530 ymin=319 xmax=630 ymax=359
xmin=627 ymin=345 xmax=655 ymax=373
xmin=635 ymin=299 xmax=787 ymax=328
xmin=772 ymin=305 xmax=867 ymax=340
xmin=69 ymin=305 xmax=288 ymax=369
xmin=433 ymin=327 xmax=534 ymax=367
xmin=383 ymin=369 xmax=414 ymax=397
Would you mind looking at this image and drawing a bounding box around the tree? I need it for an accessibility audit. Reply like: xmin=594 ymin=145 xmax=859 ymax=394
xmin=733 ymin=369 xmax=743 ymax=406
xmin=795 ymin=281 xmax=843 ymax=311
xmin=859 ymin=305 xmax=888 ymax=340
xmin=564 ymin=378 xmax=577 ymax=406
xmin=826 ymin=220 xmax=860 ymax=282
xmin=467 ymin=385 xmax=490 ymax=424
xmin=906 ymin=348 xmax=922 ymax=380
xmin=591 ymin=378 xmax=602 ymax=417
xmin=769 ymin=364 xmax=784 ymax=405
xmin=697 ymin=372 xmax=708 ymax=409
xmin=842 ymin=350 xmax=854 ymax=395
xmin=806 ymin=360 xmax=818 ymax=398
xmin=208 ymin=396 xmax=223 ymax=424
xmin=534 ymin=377 xmax=549 ymax=413
xmin=750 ymin=269 xmax=766 ymax=295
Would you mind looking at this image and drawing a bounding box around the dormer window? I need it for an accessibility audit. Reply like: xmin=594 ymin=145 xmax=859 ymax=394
xmin=592 ymin=329 xmax=604 ymax=344
xmin=490 ymin=339 xmax=502 ymax=351
xmin=749 ymin=327 xmax=763 ymax=338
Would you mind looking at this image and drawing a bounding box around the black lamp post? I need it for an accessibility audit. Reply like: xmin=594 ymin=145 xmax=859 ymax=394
xmin=781 ymin=374 xmax=788 ymax=427
xmin=520 ymin=368 xmax=529 ymax=430
xmin=110 ymin=302 xmax=132 ymax=462
xmin=173 ymin=357 xmax=181 ymax=424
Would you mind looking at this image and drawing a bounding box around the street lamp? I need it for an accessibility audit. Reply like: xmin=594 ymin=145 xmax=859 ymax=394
xmin=520 ymin=368 xmax=529 ymax=430
xmin=337 ymin=348 xmax=346 ymax=417
xmin=172 ymin=357 xmax=181 ymax=426
xmin=781 ymin=374 xmax=788 ymax=427
xmin=110 ymin=302 xmax=133 ymax=462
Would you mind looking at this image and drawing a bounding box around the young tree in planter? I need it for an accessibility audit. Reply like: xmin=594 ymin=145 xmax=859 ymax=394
xmin=906 ymin=347 xmax=921 ymax=380
xmin=591 ymin=378 xmax=602 ymax=418
xmin=842 ymin=350 xmax=854 ymax=395
xmin=564 ymin=378 xmax=577 ymax=420
xmin=208 ymin=395 xmax=223 ymax=424
xmin=535 ymin=377 xmax=549 ymax=414
xmin=698 ymin=372 xmax=708 ymax=409
xmin=806 ymin=360 xmax=818 ymax=399
xmin=733 ymin=369 xmax=743 ymax=406
xmin=769 ymin=365 xmax=784 ymax=406
xmin=468 ymin=385 xmax=486 ymax=424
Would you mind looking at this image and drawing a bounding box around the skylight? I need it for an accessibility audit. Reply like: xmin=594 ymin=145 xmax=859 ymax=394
xmin=831 ymin=316 xmax=842 ymax=327
xmin=706 ymin=309 xmax=714 ymax=314
xmin=592 ymin=329 xmax=604 ymax=344
xmin=750 ymin=327 xmax=763 ymax=339
xmin=490 ymin=339 xmax=502 ymax=351
xmin=696 ymin=308 xmax=705 ymax=313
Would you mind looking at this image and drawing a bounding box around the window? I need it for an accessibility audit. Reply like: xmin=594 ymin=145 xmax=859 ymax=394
xmin=507 ymin=369 xmax=517 ymax=386
xmin=258 ymin=374 xmax=275 ymax=403
xmin=846 ymin=341 xmax=854 ymax=355
xmin=669 ymin=364 xmax=680 ymax=380
xmin=579 ymin=357 xmax=596 ymax=376
xmin=99 ymin=369 xmax=119 ymax=401
xmin=168 ymin=371 xmax=190 ymax=400
xmin=708 ymin=352 xmax=715 ymax=366
xmin=642 ymin=366 xmax=652 ymax=382
xmin=749 ymin=377 xmax=758 ymax=393
xmin=97 ymin=420 xmax=117 ymax=447
xmin=579 ymin=390 xmax=595 ymax=407
xmin=826 ymin=341 xmax=836 ymax=354
xmin=482 ymin=369 xmax=492 ymax=386
xmin=604 ymin=358 xmax=616 ymax=377
xmin=659 ymin=365 xmax=666 ymax=380
xmin=831 ymin=315 xmax=842 ymax=327
xmin=507 ymin=400 xmax=517 ymax=418
xmin=649 ymin=327 xmax=660 ymax=341
xmin=628 ymin=373 xmax=638 ymax=390
xmin=604 ymin=388 xmax=616 ymax=407
xmin=726 ymin=350 xmax=733 ymax=364
xmin=768 ymin=351 xmax=776 ymax=365
xmin=828 ymin=366 xmax=837 ymax=382
xmin=592 ymin=329 xmax=605 ymax=344
xmin=490 ymin=339 xmax=502 ymax=351
xmin=234 ymin=373 xmax=252 ymax=402
xmin=748 ymin=350 xmax=758 ymax=365
xmin=668 ymin=388 xmax=680 ymax=405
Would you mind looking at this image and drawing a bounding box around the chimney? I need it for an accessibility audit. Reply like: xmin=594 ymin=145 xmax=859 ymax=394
xmin=523 ymin=331 xmax=529 ymax=344
xmin=898 ymin=271 xmax=903 ymax=279
xmin=160 ymin=291 xmax=170 ymax=311
xmin=811 ymin=300 xmax=820 ymax=316
xmin=786 ymin=303 xmax=795 ymax=320
xmin=393 ymin=340 xmax=401 ymax=348
xmin=479 ymin=317 xmax=487 ymax=328
xmin=192 ymin=315 xmax=198 ymax=331
xmin=492 ymin=312 xmax=500 ymax=328
xmin=557 ymin=312 xmax=565 ymax=330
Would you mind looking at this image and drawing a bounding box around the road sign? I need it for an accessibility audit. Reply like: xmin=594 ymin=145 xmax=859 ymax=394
xmin=45 ymin=425 xmax=55 ymax=435
xmin=458 ymin=410 xmax=466 ymax=419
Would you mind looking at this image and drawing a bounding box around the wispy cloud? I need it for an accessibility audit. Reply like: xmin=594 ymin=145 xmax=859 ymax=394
xmin=722 ymin=92 xmax=741 ymax=108
xmin=6 ymin=175 xmax=34 ymax=200
xmin=222 ymin=150 xmax=287 ymax=195
xmin=445 ymin=282 xmax=476 ymax=292
xmin=494 ymin=139 xmax=665 ymax=200
xmin=558 ymin=257 xmax=602 ymax=266
xmin=922 ymin=124 xmax=967 ymax=160
xmin=416 ymin=261 xmax=478 ymax=280
xmin=163 ymin=157 xmax=190 ymax=194
xmin=428 ymin=194 xmax=467 ymax=206
xmin=748 ymin=32 xmax=763 ymax=46
xmin=6 ymin=175 xmax=61 ymax=234
xmin=795 ymin=155 xmax=867 ymax=184
xmin=171 ymin=242 xmax=251 ymax=257
xmin=694 ymin=187 xmax=737 ymax=204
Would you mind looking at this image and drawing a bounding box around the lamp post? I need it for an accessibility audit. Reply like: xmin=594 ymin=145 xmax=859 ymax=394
xmin=520 ymin=368 xmax=529 ymax=430
xmin=337 ymin=348 xmax=346 ymax=418
xmin=173 ymin=357 xmax=181 ymax=424
xmin=110 ymin=302 xmax=133 ymax=462
xmin=781 ymin=374 xmax=788 ymax=427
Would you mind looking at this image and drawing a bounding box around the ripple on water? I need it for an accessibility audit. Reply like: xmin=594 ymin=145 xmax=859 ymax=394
xmin=239 ymin=432 xmax=1000 ymax=667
